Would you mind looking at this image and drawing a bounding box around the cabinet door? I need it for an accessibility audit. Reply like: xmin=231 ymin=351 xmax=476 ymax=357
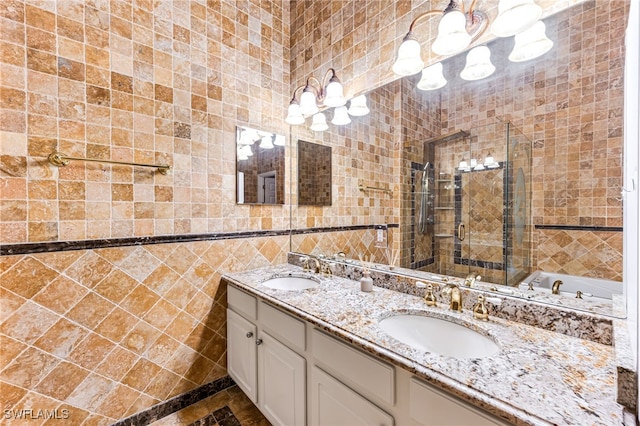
xmin=310 ymin=367 xmax=394 ymax=426
xmin=227 ymin=309 xmax=257 ymax=403
xmin=258 ymin=332 xmax=306 ymax=426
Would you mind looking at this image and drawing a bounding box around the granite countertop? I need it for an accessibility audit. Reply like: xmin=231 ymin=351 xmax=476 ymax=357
xmin=223 ymin=263 xmax=625 ymax=426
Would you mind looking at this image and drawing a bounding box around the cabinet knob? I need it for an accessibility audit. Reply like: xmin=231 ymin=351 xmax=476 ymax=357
xmin=255 ymin=338 xmax=263 ymax=346
xmin=246 ymin=332 xmax=253 ymax=338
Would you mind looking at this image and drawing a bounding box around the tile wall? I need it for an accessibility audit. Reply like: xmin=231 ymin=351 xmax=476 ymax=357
xmin=1 ymin=0 xmax=290 ymax=423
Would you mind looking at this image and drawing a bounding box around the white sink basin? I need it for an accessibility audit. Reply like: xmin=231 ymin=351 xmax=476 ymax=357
xmin=378 ymin=314 xmax=499 ymax=359
xmin=262 ymin=275 xmax=320 ymax=291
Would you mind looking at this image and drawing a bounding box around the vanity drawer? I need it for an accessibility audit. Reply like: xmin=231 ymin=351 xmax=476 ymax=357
xmin=227 ymin=286 xmax=257 ymax=321
xmin=259 ymin=301 xmax=306 ymax=352
xmin=311 ymin=329 xmax=395 ymax=406
xmin=410 ymin=377 xmax=509 ymax=426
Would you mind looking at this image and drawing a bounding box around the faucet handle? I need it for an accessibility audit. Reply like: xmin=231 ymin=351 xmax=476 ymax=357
xmin=320 ymin=262 xmax=333 ymax=276
xmin=473 ymin=295 xmax=489 ymax=321
xmin=422 ymin=282 xmax=437 ymax=307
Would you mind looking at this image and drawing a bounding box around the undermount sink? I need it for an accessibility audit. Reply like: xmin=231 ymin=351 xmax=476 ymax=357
xmin=378 ymin=314 xmax=500 ymax=359
xmin=261 ymin=275 xmax=320 ymax=291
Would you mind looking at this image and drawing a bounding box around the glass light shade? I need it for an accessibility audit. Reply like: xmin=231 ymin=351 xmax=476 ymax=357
xmin=331 ymin=106 xmax=351 ymax=125
xmin=299 ymin=89 xmax=319 ymax=116
xmin=508 ymin=20 xmax=553 ymax=62
xmin=273 ymin=134 xmax=286 ymax=146
xmin=484 ymin=155 xmax=495 ymax=166
xmin=239 ymin=144 xmax=253 ymax=157
xmin=285 ymin=103 xmax=305 ymax=125
xmin=323 ymin=80 xmax=346 ymax=107
xmin=310 ymin=112 xmax=328 ymax=131
xmin=237 ymin=148 xmax=249 ymax=161
xmin=491 ymin=0 xmax=542 ymax=37
xmin=417 ymin=63 xmax=447 ymax=91
xmin=458 ymin=160 xmax=468 ymax=171
xmin=259 ymin=136 xmax=274 ymax=149
xmin=347 ymin=95 xmax=370 ymax=116
xmin=431 ymin=10 xmax=471 ymax=56
xmin=238 ymin=130 xmax=252 ymax=145
xmin=460 ymin=46 xmax=496 ymax=81
xmin=392 ymin=37 xmax=424 ymax=76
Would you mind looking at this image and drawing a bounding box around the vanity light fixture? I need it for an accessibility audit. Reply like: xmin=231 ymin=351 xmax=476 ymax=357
xmin=417 ymin=63 xmax=448 ymax=91
xmin=460 ymin=45 xmax=495 ymax=81
xmin=347 ymin=95 xmax=370 ymax=116
xmin=394 ymin=0 xmax=549 ymax=89
xmin=310 ymin=112 xmax=329 ymax=132
xmin=286 ymin=68 xmax=368 ymax=131
xmin=491 ymin=0 xmax=542 ymax=38
xmin=273 ymin=134 xmax=286 ymax=146
xmin=508 ymin=20 xmax=553 ymax=62
xmin=392 ymin=0 xmax=489 ymax=77
xmin=331 ymin=106 xmax=352 ymax=125
xmin=259 ymin=135 xmax=274 ymax=149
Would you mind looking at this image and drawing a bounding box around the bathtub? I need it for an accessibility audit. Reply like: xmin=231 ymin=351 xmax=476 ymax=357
xmin=519 ymin=271 xmax=622 ymax=300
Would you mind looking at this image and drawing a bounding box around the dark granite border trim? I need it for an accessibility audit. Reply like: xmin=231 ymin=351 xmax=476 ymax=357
xmin=289 ymin=223 xmax=399 ymax=235
xmin=1 ymin=230 xmax=292 ymax=256
xmin=112 ymin=376 xmax=235 ymax=426
xmin=3 ymin=224 xmax=401 ymax=256
xmin=535 ymin=224 xmax=623 ymax=232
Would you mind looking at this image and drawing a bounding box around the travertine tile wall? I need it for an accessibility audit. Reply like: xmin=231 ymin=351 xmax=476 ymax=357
xmin=1 ymin=0 xmax=290 ymax=423
xmin=1 ymin=0 xmax=290 ymax=242
xmin=1 ymin=237 xmax=289 ymax=424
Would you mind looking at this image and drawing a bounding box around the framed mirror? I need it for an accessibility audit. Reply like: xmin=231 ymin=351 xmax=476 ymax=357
xmin=236 ymin=126 xmax=285 ymax=204
xmin=297 ymin=140 xmax=332 ymax=206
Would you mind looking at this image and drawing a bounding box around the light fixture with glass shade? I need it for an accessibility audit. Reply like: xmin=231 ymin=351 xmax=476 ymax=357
xmin=431 ymin=3 xmax=473 ymax=56
xmin=508 ymin=20 xmax=553 ymax=62
xmin=490 ymin=0 xmax=542 ymax=37
xmin=393 ymin=0 xmax=553 ymax=93
xmin=286 ymin=67 xmax=368 ymax=132
xmin=331 ymin=106 xmax=351 ymax=125
xmin=310 ymin=112 xmax=329 ymax=132
xmin=417 ymin=63 xmax=447 ymax=91
xmin=393 ymin=0 xmax=489 ymax=78
xmin=259 ymin=135 xmax=274 ymax=149
xmin=347 ymin=95 xmax=370 ymax=116
xmin=460 ymin=45 xmax=496 ymax=81
xmin=273 ymin=134 xmax=286 ymax=146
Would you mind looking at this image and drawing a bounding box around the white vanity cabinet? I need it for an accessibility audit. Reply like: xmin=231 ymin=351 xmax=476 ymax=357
xmin=227 ymin=284 xmax=510 ymax=426
xmin=227 ymin=286 xmax=306 ymax=426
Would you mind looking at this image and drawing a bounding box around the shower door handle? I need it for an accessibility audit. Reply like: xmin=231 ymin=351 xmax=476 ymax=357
xmin=457 ymin=223 xmax=465 ymax=241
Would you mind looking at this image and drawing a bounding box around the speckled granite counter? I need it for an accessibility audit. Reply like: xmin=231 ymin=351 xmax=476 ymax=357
xmin=223 ymin=263 xmax=626 ymax=426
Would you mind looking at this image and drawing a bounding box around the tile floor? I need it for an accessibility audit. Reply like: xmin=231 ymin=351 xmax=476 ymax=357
xmin=150 ymin=386 xmax=270 ymax=426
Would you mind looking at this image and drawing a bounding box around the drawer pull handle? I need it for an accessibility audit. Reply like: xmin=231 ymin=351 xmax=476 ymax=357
xmin=256 ymin=338 xmax=263 ymax=346
xmin=246 ymin=332 xmax=253 ymax=338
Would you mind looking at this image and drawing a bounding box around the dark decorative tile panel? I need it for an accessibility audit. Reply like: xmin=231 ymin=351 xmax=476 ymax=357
xmin=112 ymin=376 xmax=235 ymax=426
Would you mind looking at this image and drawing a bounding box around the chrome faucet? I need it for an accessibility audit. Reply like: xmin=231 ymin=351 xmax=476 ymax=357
xmin=463 ymin=273 xmax=481 ymax=288
xmin=441 ymin=284 xmax=463 ymax=312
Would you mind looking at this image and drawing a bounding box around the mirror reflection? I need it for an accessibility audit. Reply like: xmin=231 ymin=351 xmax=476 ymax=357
xmin=288 ymin=2 xmax=625 ymax=318
xmin=297 ymin=140 xmax=332 ymax=206
xmin=236 ymin=126 xmax=285 ymax=205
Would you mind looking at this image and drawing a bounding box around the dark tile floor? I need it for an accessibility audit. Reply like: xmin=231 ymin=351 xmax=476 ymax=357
xmin=150 ymin=386 xmax=270 ymax=426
